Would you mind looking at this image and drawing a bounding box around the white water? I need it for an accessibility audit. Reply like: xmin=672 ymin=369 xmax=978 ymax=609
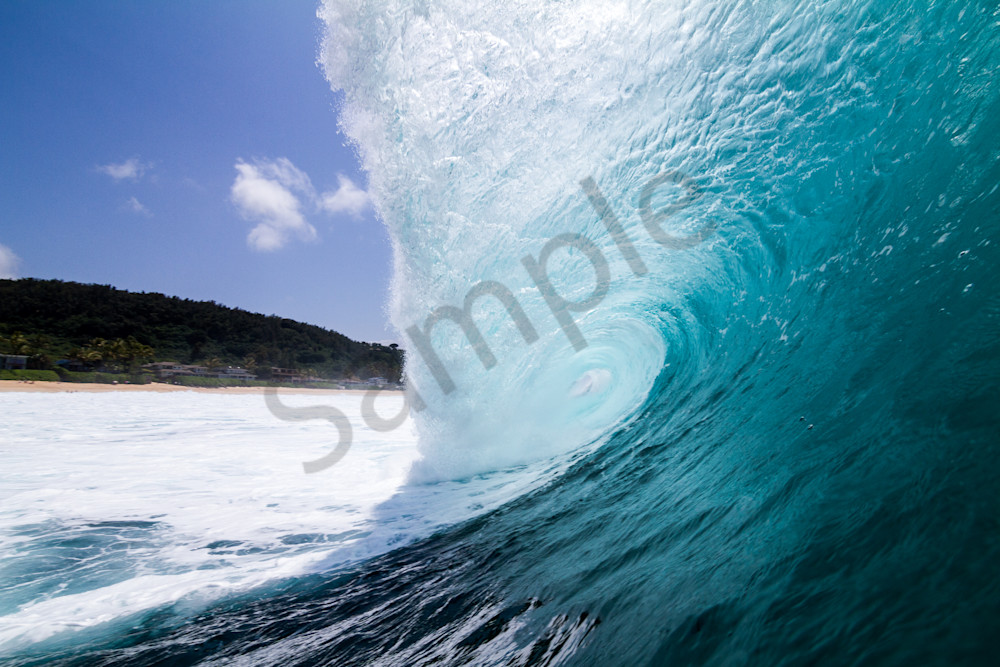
xmin=0 ymin=389 xmax=577 ymax=654
xmin=0 ymin=390 xmax=419 ymax=650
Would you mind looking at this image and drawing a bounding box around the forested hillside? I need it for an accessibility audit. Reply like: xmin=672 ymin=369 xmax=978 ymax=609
xmin=0 ymin=278 xmax=401 ymax=381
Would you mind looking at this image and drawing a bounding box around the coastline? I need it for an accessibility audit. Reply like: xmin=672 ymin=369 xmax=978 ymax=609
xmin=0 ymin=380 xmax=367 ymax=396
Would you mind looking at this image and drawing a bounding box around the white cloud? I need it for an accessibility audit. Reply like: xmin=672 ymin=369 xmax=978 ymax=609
xmin=0 ymin=243 xmax=21 ymax=279
xmin=124 ymin=196 xmax=151 ymax=216
xmin=231 ymin=159 xmax=318 ymax=252
xmin=97 ymin=157 xmax=150 ymax=182
xmin=230 ymin=158 xmax=373 ymax=252
xmin=257 ymin=157 xmax=315 ymax=195
xmin=320 ymin=174 xmax=371 ymax=219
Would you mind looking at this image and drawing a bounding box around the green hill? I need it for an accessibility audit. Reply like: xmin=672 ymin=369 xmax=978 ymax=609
xmin=0 ymin=278 xmax=401 ymax=382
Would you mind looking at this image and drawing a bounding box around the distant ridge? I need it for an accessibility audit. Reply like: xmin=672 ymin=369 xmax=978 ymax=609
xmin=0 ymin=278 xmax=401 ymax=381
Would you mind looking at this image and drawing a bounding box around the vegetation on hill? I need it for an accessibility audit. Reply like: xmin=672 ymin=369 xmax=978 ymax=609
xmin=0 ymin=278 xmax=402 ymax=381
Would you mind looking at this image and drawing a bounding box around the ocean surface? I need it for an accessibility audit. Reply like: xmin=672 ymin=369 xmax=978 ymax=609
xmin=4 ymin=0 xmax=1000 ymax=664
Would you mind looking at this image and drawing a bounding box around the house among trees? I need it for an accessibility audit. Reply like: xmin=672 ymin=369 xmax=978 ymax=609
xmin=217 ymin=366 xmax=257 ymax=381
xmin=269 ymin=367 xmax=303 ymax=383
xmin=143 ymin=362 xmax=257 ymax=381
xmin=143 ymin=362 xmax=207 ymax=380
xmin=0 ymin=354 xmax=29 ymax=371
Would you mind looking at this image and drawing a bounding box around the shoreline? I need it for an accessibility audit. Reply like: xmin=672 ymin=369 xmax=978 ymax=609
xmin=0 ymin=380 xmax=369 ymax=396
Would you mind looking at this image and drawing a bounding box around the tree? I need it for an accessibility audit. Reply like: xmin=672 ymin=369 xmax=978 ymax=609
xmin=1 ymin=278 xmax=402 ymax=380
xmin=242 ymin=354 xmax=258 ymax=373
xmin=26 ymin=333 xmax=53 ymax=369
xmin=78 ymin=338 xmax=110 ymax=370
xmin=69 ymin=336 xmax=153 ymax=373
xmin=69 ymin=340 xmax=104 ymax=370
xmin=203 ymin=356 xmax=224 ymax=372
xmin=2 ymin=332 xmax=31 ymax=355
xmin=118 ymin=337 xmax=154 ymax=374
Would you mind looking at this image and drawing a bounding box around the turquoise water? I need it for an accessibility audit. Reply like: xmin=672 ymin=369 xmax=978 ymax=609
xmin=4 ymin=0 xmax=1000 ymax=664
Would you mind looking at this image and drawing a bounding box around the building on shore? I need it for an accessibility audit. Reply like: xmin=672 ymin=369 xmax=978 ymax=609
xmin=142 ymin=362 xmax=255 ymax=382
xmin=217 ymin=366 xmax=257 ymax=381
xmin=0 ymin=354 xmax=29 ymax=371
xmin=143 ymin=362 xmax=207 ymax=380
xmin=269 ymin=367 xmax=302 ymax=383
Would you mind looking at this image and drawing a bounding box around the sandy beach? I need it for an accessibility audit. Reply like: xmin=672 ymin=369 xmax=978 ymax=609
xmin=0 ymin=380 xmax=366 ymax=395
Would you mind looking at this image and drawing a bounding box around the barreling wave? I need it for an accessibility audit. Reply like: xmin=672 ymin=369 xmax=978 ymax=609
xmin=309 ymin=0 xmax=1000 ymax=663
xmin=321 ymin=0 xmax=757 ymax=480
xmin=320 ymin=0 xmax=999 ymax=482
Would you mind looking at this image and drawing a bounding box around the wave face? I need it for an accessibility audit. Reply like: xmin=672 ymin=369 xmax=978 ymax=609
xmin=7 ymin=1 xmax=998 ymax=665
xmin=314 ymin=0 xmax=1000 ymax=662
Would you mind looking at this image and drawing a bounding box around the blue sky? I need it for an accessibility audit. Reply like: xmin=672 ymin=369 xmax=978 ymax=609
xmin=0 ymin=1 xmax=396 ymax=343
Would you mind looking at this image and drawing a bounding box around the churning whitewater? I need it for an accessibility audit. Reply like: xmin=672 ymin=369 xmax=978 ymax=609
xmin=3 ymin=0 xmax=1000 ymax=664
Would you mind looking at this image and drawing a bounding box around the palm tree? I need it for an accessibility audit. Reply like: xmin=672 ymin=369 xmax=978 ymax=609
xmin=119 ymin=337 xmax=154 ymax=374
xmin=2 ymin=332 xmax=31 ymax=355
xmin=69 ymin=344 xmax=101 ymax=370
xmin=203 ymin=356 xmax=224 ymax=372
xmin=78 ymin=338 xmax=110 ymax=371
xmin=242 ymin=355 xmax=258 ymax=373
